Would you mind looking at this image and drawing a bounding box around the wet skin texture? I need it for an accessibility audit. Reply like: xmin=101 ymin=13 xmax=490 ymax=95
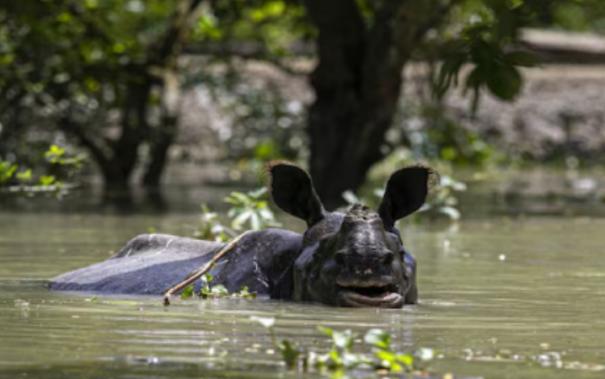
xmin=50 ymin=163 xmax=433 ymax=308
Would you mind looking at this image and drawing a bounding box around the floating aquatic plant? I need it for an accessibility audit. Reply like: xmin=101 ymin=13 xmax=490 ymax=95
xmin=250 ymin=316 xmax=436 ymax=376
xmin=195 ymin=187 xmax=281 ymax=242
xmin=179 ymin=274 xmax=256 ymax=300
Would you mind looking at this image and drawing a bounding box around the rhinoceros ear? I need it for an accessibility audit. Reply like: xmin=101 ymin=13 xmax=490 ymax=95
xmin=378 ymin=166 xmax=437 ymax=228
xmin=269 ymin=162 xmax=325 ymax=226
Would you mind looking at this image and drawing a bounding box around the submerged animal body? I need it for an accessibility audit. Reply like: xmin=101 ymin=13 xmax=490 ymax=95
xmin=50 ymin=163 xmax=433 ymax=308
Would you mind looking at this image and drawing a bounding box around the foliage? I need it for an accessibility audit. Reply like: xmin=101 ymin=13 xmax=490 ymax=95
xmin=431 ymin=0 xmax=535 ymax=112
xmin=431 ymin=0 xmax=605 ymax=111
xmin=2 ymin=0 xmax=605 ymax=199
xmin=419 ymin=174 xmax=467 ymax=221
xmin=529 ymin=0 xmax=605 ymax=34
xmin=0 ymin=144 xmax=85 ymax=197
xmin=194 ymin=205 xmax=232 ymax=242
xmin=192 ymin=0 xmax=312 ymax=58
xmin=397 ymin=103 xmax=497 ymax=167
xmin=0 ymin=0 xmax=202 ymax=191
xmin=180 ymin=274 xmax=256 ymax=300
xmin=225 ymin=188 xmax=280 ymax=230
xmin=0 ymin=0 xmax=174 ymax=128
xmin=0 ymin=161 xmax=17 ymax=185
xmin=184 ymin=67 xmax=306 ymax=164
xmin=195 ymin=187 xmax=281 ymax=241
xmin=353 ymin=151 xmax=467 ymax=222
xmin=251 ymin=317 xmax=436 ymax=375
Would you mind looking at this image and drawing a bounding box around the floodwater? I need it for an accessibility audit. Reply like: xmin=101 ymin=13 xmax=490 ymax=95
xmin=1 ymin=187 xmax=605 ymax=378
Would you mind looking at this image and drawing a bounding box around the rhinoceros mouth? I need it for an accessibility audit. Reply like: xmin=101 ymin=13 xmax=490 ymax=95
xmin=336 ymin=282 xmax=403 ymax=308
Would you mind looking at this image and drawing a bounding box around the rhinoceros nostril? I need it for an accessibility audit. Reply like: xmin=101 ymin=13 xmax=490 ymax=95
xmin=383 ymin=251 xmax=394 ymax=265
xmin=334 ymin=251 xmax=346 ymax=265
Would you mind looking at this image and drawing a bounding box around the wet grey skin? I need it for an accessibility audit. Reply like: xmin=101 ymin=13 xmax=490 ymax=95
xmin=49 ymin=162 xmax=434 ymax=308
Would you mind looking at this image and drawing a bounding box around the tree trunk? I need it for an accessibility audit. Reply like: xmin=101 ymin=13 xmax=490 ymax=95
xmin=142 ymin=121 xmax=175 ymax=187
xmin=308 ymin=78 xmax=402 ymax=209
xmin=303 ymin=0 xmax=454 ymax=208
xmin=59 ymin=0 xmax=202 ymax=200
xmin=143 ymin=69 xmax=180 ymax=187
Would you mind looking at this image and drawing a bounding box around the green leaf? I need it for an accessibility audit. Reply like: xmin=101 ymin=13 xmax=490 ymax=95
xmin=39 ymin=175 xmax=56 ymax=186
xmin=397 ymin=353 xmax=414 ymax=367
xmin=318 ymin=326 xmax=334 ymax=337
xmin=238 ymin=286 xmax=257 ymax=299
xmin=279 ymin=339 xmax=300 ymax=369
xmin=197 ymin=13 xmax=223 ymax=40
xmin=0 ymin=161 xmax=18 ymax=184
xmin=249 ymin=1 xmax=286 ymax=22
xmin=364 ymin=328 xmax=391 ymax=350
xmin=210 ymin=284 xmax=229 ymax=296
xmin=180 ymin=284 xmax=194 ymax=299
xmin=486 ymin=65 xmax=522 ymax=100
xmin=331 ymin=329 xmax=354 ymax=351
xmin=375 ymin=350 xmax=402 ymax=372
xmin=44 ymin=144 xmax=66 ymax=163
xmin=15 ymin=169 xmax=32 ymax=183
xmin=203 ymin=273 xmax=214 ymax=283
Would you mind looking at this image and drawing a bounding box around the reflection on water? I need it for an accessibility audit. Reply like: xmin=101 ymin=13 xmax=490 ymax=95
xmin=1 ymin=209 xmax=605 ymax=378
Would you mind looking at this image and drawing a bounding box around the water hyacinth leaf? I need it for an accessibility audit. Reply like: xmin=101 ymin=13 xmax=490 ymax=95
xmin=199 ymin=273 xmax=213 ymax=298
xmin=278 ymin=339 xmax=300 ymax=369
xmin=250 ymin=316 xmax=276 ymax=329
xmin=231 ymin=209 xmax=253 ymax=230
xmin=331 ymin=330 xmax=354 ymax=350
xmin=238 ymin=286 xmax=256 ymax=299
xmin=210 ymin=284 xmax=229 ymax=296
xmin=342 ymin=190 xmax=361 ymax=205
xmin=180 ymin=284 xmax=194 ymax=299
xmin=327 ymin=349 xmax=344 ymax=368
xmin=364 ymin=328 xmax=391 ymax=350
xmin=341 ymin=352 xmax=362 ymax=369
xmin=375 ymin=350 xmax=402 ymax=372
xmin=225 ymin=191 xmax=250 ymax=205
xmin=250 ymin=212 xmax=261 ymax=230
xmin=439 ymin=206 xmax=461 ymax=220
xmin=248 ymin=187 xmax=268 ymax=199
xmin=396 ymin=353 xmax=415 ymax=369
xmin=440 ymin=175 xmax=467 ymax=191
xmin=415 ymin=347 xmax=435 ymax=361
xmin=318 ymin=326 xmax=334 ymax=337
xmin=203 ymin=273 xmax=214 ymax=283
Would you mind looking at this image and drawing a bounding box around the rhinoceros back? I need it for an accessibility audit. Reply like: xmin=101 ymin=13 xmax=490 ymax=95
xmin=49 ymin=234 xmax=223 ymax=295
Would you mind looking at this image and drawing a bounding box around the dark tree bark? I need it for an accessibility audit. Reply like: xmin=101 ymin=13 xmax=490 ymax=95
xmin=302 ymin=0 xmax=456 ymax=208
xmin=60 ymin=0 xmax=203 ymax=198
xmin=143 ymin=69 xmax=180 ymax=187
xmin=141 ymin=0 xmax=203 ymax=188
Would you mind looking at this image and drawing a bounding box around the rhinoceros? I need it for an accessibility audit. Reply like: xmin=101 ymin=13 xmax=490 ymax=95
xmin=50 ymin=163 xmax=434 ymax=308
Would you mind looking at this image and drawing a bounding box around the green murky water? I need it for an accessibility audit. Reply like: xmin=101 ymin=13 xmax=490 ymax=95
xmin=1 ymin=207 xmax=605 ymax=378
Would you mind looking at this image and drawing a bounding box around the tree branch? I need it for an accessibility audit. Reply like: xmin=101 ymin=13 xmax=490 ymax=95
xmin=302 ymin=0 xmax=366 ymax=91
xmin=149 ymin=0 xmax=205 ymax=67
xmin=59 ymin=116 xmax=111 ymax=167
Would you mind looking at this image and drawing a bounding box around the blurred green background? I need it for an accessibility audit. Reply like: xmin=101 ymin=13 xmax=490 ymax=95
xmin=1 ymin=0 xmax=605 ymax=212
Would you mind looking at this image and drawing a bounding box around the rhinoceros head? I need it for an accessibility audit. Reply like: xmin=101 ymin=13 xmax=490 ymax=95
xmin=269 ymin=162 xmax=434 ymax=308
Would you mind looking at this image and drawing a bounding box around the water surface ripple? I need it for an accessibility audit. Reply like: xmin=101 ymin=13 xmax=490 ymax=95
xmin=1 ymin=213 xmax=604 ymax=378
